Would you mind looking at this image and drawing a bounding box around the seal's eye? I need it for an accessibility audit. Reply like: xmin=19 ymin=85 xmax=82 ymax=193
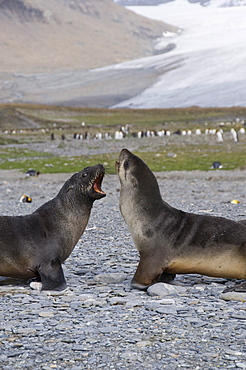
xmin=82 ymin=172 xmax=88 ymax=177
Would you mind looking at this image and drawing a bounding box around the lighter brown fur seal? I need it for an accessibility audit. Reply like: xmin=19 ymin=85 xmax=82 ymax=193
xmin=116 ymin=149 xmax=246 ymax=293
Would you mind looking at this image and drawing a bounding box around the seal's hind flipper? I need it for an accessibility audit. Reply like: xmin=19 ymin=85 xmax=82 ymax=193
xmin=158 ymin=272 xmax=176 ymax=283
xmin=38 ymin=259 xmax=67 ymax=291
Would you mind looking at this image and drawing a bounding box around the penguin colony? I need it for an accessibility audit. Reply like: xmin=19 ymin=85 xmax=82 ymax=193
xmin=2 ymin=121 xmax=245 ymax=142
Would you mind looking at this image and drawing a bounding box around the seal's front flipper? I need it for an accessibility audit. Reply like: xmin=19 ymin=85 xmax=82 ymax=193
xmin=158 ymin=272 xmax=176 ymax=283
xmin=131 ymin=279 xmax=149 ymax=291
xmin=131 ymin=255 xmax=163 ymax=290
xmin=38 ymin=259 xmax=67 ymax=291
xmin=223 ymin=281 xmax=246 ymax=293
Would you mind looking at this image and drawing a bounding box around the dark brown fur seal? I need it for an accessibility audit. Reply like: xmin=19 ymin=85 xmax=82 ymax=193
xmin=0 ymin=165 xmax=106 ymax=291
xmin=116 ymin=149 xmax=246 ymax=293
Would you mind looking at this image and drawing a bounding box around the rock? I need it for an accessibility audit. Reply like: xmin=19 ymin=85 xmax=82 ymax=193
xmin=78 ymin=294 xmax=97 ymax=301
xmin=235 ymin=362 xmax=246 ymax=369
xmin=136 ymin=340 xmax=152 ymax=347
xmin=30 ymin=281 xmax=42 ymax=291
xmin=16 ymin=328 xmax=37 ymax=335
xmin=147 ymin=283 xmax=187 ymax=297
xmin=230 ymin=312 xmax=246 ymax=320
xmin=156 ymin=306 xmax=178 ymax=315
xmin=125 ymin=299 xmax=144 ymax=308
xmin=144 ymin=300 xmax=177 ymax=314
xmin=107 ymin=297 xmax=127 ymax=305
xmin=220 ymin=292 xmax=246 ymax=302
xmin=94 ymin=273 xmax=127 ymax=284
xmin=158 ymin=298 xmax=176 ymax=305
xmin=38 ymin=311 xmax=55 ymax=318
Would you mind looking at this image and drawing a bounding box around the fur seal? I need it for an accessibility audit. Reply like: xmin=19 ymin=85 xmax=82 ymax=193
xmin=0 ymin=165 xmax=106 ymax=291
xmin=116 ymin=149 xmax=246 ymax=293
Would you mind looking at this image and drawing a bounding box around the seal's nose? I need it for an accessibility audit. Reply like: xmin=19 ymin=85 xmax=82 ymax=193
xmin=119 ymin=148 xmax=132 ymax=161
xmin=115 ymin=161 xmax=120 ymax=172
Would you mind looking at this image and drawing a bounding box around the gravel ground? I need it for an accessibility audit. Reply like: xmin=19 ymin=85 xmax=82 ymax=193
xmin=0 ymin=168 xmax=246 ymax=369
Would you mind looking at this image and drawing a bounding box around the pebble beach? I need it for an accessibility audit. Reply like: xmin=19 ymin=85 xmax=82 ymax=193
xmin=0 ymin=166 xmax=246 ymax=369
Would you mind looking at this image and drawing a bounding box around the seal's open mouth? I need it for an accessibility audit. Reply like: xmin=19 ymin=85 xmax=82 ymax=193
xmin=93 ymin=173 xmax=106 ymax=195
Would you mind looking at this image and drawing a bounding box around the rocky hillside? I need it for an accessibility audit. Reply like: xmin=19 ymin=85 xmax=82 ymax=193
xmin=0 ymin=0 xmax=177 ymax=73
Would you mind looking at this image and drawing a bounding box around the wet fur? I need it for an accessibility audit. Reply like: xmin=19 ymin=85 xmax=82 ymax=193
xmin=0 ymin=165 xmax=106 ymax=291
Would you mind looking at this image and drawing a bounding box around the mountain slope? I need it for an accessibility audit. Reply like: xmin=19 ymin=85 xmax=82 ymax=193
xmin=0 ymin=0 xmax=177 ymax=73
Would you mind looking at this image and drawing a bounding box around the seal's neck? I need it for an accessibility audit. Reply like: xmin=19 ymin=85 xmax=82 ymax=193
xmin=34 ymin=194 xmax=93 ymax=243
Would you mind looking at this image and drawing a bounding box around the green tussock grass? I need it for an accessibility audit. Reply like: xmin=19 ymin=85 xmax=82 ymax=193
xmin=0 ymin=104 xmax=246 ymax=174
xmin=0 ymin=144 xmax=245 ymax=174
xmin=132 ymin=146 xmax=246 ymax=172
xmin=0 ymin=147 xmax=52 ymax=160
xmin=0 ymin=151 xmax=115 ymax=174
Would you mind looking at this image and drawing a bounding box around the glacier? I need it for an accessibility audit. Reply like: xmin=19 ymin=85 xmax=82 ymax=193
xmin=111 ymin=0 xmax=246 ymax=108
